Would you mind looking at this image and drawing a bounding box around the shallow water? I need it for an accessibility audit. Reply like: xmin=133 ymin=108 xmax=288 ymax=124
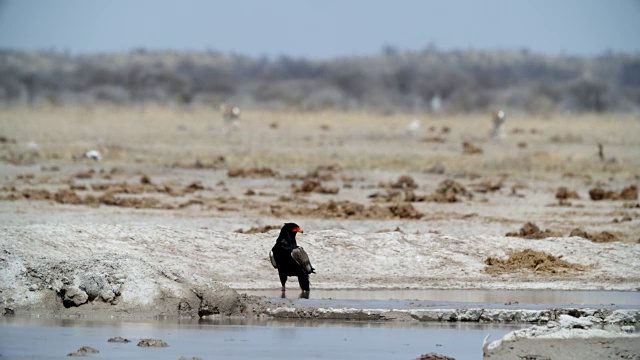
xmin=242 ymin=288 xmax=640 ymax=309
xmin=0 ymin=317 xmax=525 ymax=360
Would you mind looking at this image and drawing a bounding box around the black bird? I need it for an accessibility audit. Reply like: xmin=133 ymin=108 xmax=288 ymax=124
xmin=269 ymin=223 xmax=315 ymax=293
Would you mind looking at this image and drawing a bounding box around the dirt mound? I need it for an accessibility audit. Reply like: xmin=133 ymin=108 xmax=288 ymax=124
xmin=462 ymin=141 xmax=483 ymax=155
xmin=390 ymin=175 xmax=418 ymax=189
xmin=484 ymin=249 xmax=587 ymax=275
xmin=388 ymin=203 xmax=424 ymax=219
xmin=569 ymin=228 xmax=620 ymax=243
xmin=428 ymin=179 xmax=473 ymax=202
xmin=286 ymin=164 xmax=341 ymax=182
xmin=556 ymin=187 xmax=580 ymax=200
xmin=227 ymin=167 xmax=279 ymax=178
xmin=506 ymin=222 xmax=562 ymax=239
xmin=589 ymin=185 xmax=638 ymax=201
xmin=470 ymin=178 xmax=504 ymax=193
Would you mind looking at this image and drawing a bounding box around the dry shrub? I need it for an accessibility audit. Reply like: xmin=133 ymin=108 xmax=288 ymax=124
xmin=506 ymin=222 xmax=562 ymax=239
xmin=484 ymin=249 xmax=587 ymax=275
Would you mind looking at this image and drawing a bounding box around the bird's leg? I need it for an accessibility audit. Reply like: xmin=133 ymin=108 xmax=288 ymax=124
xmin=279 ymin=273 xmax=287 ymax=292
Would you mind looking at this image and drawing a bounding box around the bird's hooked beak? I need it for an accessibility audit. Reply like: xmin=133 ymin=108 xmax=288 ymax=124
xmin=292 ymin=226 xmax=303 ymax=234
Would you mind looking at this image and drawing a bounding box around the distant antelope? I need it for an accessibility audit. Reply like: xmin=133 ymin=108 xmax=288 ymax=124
xmin=490 ymin=110 xmax=506 ymax=141
xmin=220 ymin=103 xmax=241 ymax=133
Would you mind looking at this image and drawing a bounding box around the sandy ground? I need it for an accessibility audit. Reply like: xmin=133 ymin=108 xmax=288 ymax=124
xmin=1 ymin=106 xmax=640 ymax=357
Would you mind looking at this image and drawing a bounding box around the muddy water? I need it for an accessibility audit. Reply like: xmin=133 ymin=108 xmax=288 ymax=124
xmin=242 ymin=289 xmax=640 ymax=309
xmin=0 ymin=317 xmax=525 ymax=360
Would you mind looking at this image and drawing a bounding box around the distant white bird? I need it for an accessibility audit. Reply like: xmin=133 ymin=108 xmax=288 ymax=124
xmin=407 ymin=119 xmax=422 ymax=133
xmin=430 ymin=94 xmax=442 ymax=113
xmin=490 ymin=110 xmax=506 ymax=141
xmin=83 ymin=150 xmax=102 ymax=161
xmin=220 ymin=103 xmax=241 ymax=134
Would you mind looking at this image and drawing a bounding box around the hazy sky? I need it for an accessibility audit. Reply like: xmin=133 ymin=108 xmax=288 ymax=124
xmin=0 ymin=0 xmax=639 ymax=58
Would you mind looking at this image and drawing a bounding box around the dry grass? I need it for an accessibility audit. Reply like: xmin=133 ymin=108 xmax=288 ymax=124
xmin=1 ymin=105 xmax=639 ymax=179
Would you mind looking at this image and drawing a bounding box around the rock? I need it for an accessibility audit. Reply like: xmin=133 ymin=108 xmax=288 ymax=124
xmin=557 ymin=314 xmax=593 ymax=329
xmin=410 ymin=309 xmax=457 ymax=322
xmin=457 ymin=308 xmax=483 ymax=321
xmin=137 ymin=339 xmax=168 ymax=347
xmin=621 ymin=326 xmax=636 ymax=333
xmin=178 ymin=300 xmax=193 ymax=317
xmin=3 ymin=306 xmax=15 ymax=316
xmin=79 ymin=273 xmax=109 ymax=301
xmin=605 ymin=310 xmax=640 ymax=324
xmin=62 ymin=286 xmax=89 ymax=308
xmin=107 ymin=336 xmax=131 ymax=343
xmin=196 ymin=284 xmax=241 ymax=317
xmin=67 ymin=346 xmax=99 ymax=356
xmin=416 ymin=353 xmax=455 ymax=360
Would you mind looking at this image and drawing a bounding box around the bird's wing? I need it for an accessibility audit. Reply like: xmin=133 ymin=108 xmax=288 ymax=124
xmin=291 ymin=246 xmax=315 ymax=274
xmin=269 ymin=250 xmax=278 ymax=268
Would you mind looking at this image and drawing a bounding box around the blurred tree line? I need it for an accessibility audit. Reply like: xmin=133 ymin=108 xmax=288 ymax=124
xmin=0 ymin=48 xmax=639 ymax=113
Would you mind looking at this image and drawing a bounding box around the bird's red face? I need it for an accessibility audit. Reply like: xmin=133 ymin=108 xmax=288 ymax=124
xmin=292 ymin=225 xmax=303 ymax=234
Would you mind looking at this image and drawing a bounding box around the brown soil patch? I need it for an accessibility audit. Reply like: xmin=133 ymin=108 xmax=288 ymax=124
xmin=589 ymin=185 xmax=638 ymax=201
xmin=421 ymin=136 xmax=446 ymax=143
xmin=506 ymin=222 xmax=563 ymax=239
xmin=171 ymin=156 xmax=226 ymax=169
xmin=484 ymin=249 xmax=588 ymax=275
